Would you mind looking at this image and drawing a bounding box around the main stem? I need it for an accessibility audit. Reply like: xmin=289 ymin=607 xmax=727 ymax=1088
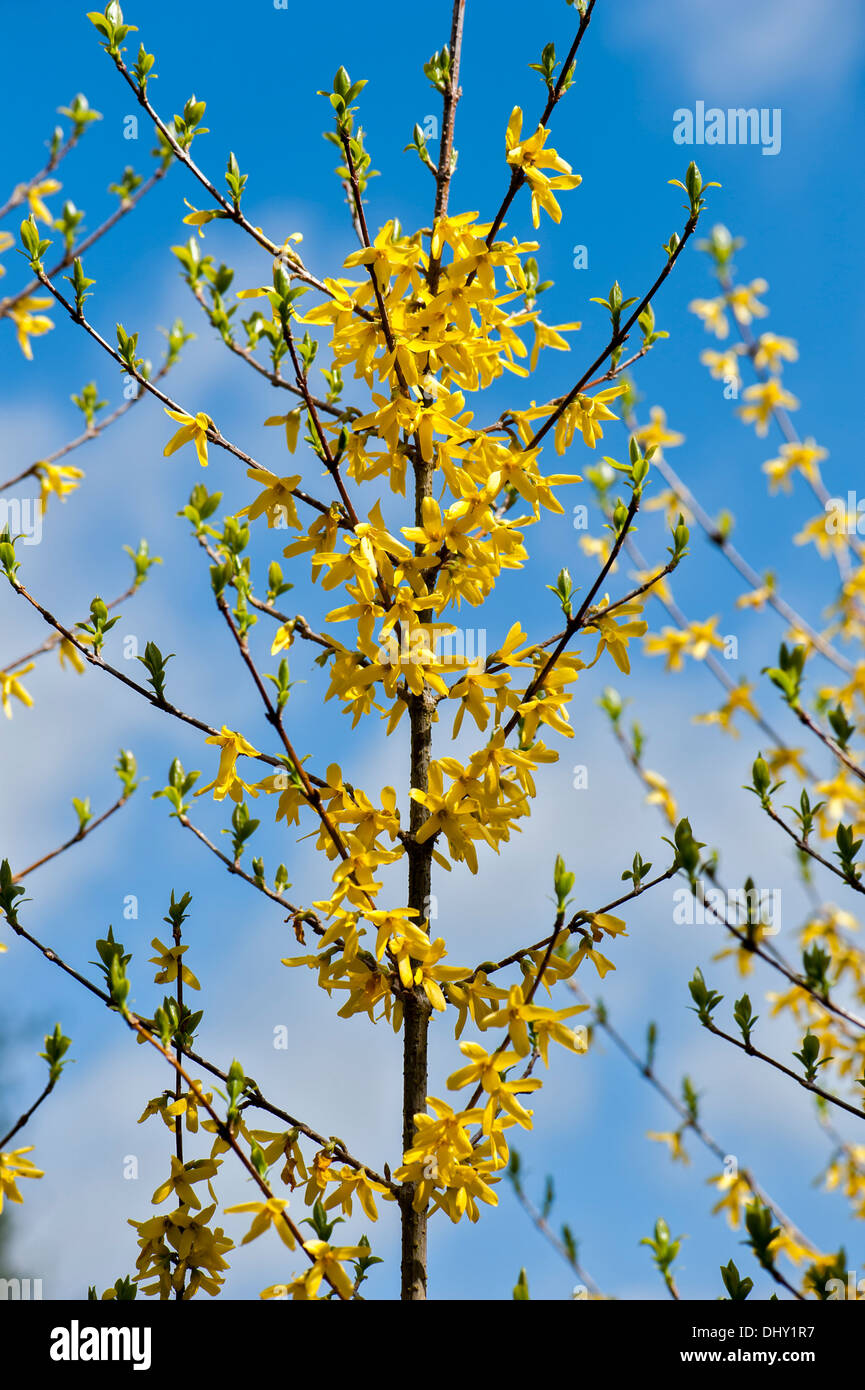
xmin=401 ymin=452 xmax=435 ymax=1300
xmin=400 ymin=0 xmax=465 ymax=1301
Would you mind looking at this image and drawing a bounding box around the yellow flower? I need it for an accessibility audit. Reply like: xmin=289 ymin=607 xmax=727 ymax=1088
xmin=700 ymin=346 xmax=742 ymax=384
xmin=529 ymin=318 xmax=581 ymax=371
xmin=762 ymin=438 xmax=826 ymax=494
xmin=163 ymin=408 xmax=214 ymax=467
xmin=0 ymin=664 xmax=35 ymax=718
xmin=58 ymin=638 xmax=86 ymax=674
xmin=647 ymin=1129 xmax=691 ymax=1164
xmin=151 ymin=1155 xmax=219 ymax=1210
xmin=241 ymin=466 xmax=302 ymax=530
xmin=447 ymin=1042 xmax=542 ymax=1132
xmin=0 ymin=229 xmax=13 ymax=274
xmin=198 ymin=726 xmax=260 ymax=803
xmin=753 ymin=332 xmax=798 ymax=373
xmin=644 ymin=618 xmax=723 ymax=670
xmin=26 ymin=178 xmax=62 ymax=223
xmin=642 ymin=770 xmax=678 ymax=825
xmin=505 ymin=107 xmax=582 ymax=227
xmin=635 ymin=406 xmax=684 ymax=452
xmin=149 ymin=937 xmax=201 ymax=990
xmin=554 ymin=385 xmax=623 ymax=451
xmin=264 ymin=409 xmax=302 ymax=452
xmin=689 ymin=296 xmax=729 ymax=339
xmin=725 ymin=278 xmax=769 ymax=326
xmin=302 ymin=1240 xmax=368 ymax=1299
xmin=585 ymin=600 xmax=647 ymax=675
xmin=693 ymin=681 xmax=759 ymax=737
xmin=226 ymin=1198 xmax=296 ymax=1248
xmin=9 ymin=296 xmax=54 ymax=358
xmin=323 ymin=1166 xmax=392 ymax=1221
xmin=709 ymin=1170 xmax=754 ymax=1229
xmin=738 ymin=380 xmax=799 ymax=437
xmin=794 ymin=513 xmax=848 ymax=559
xmin=37 ymin=462 xmax=84 ymax=505
xmin=687 ymin=616 xmax=725 ymax=660
xmin=0 ymin=1147 xmax=43 ymax=1212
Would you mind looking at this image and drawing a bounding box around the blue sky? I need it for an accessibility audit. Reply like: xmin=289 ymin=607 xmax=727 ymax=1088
xmin=2 ymin=0 xmax=865 ymax=1301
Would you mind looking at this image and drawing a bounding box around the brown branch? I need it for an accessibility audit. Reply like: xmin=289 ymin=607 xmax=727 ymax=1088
xmin=0 ymin=164 xmax=169 ymax=320
xmin=1 ymin=908 xmax=392 ymax=1192
xmin=703 ymin=1018 xmax=865 ymax=1125
xmin=0 ymin=356 xmax=175 ymax=496
xmin=0 ymin=127 xmax=82 ymax=222
xmin=574 ymin=985 xmax=820 ymax=1260
xmin=0 ymin=1078 xmax=56 ymax=1151
xmin=646 ymin=445 xmax=852 ymax=675
xmin=500 ymin=491 xmax=641 ymax=739
xmin=5 ymin=576 xmax=139 ymax=673
xmin=527 ymin=212 xmax=699 ymax=453
xmin=32 ymin=265 xmax=341 ymax=525
xmin=483 ymin=0 xmax=598 ymax=249
xmin=13 ymin=793 xmax=131 ymax=882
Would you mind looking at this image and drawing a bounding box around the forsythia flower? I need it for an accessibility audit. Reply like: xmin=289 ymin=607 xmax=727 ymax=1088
xmin=130 ymin=1203 xmax=233 ymax=1299
xmin=163 ymin=408 xmax=214 ymax=467
xmin=762 ymin=438 xmax=827 ymax=494
xmin=302 ymin=1240 xmax=368 ymax=1299
xmin=37 ymin=461 xmax=84 ymax=505
xmin=323 ymin=1166 xmax=392 ymax=1221
xmin=585 ymin=600 xmax=648 ymax=675
xmin=198 ymin=726 xmax=261 ymax=802
xmin=225 ymin=1198 xmax=296 ymax=1248
xmin=689 ymin=295 xmax=729 ymax=339
xmin=693 ymin=681 xmax=759 ymax=736
xmin=149 ymin=937 xmax=201 ymax=989
xmin=151 ymin=1155 xmax=220 ymax=1210
xmin=264 ymin=409 xmax=302 ymax=452
xmin=753 ymin=332 xmax=798 ymax=373
xmin=554 ymin=385 xmax=623 ymax=451
xmin=642 ymin=769 xmax=678 ymax=825
xmin=644 ymin=618 xmax=724 ymax=670
xmin=634 ymin=406 xmax=684 ymax=452
xmin=0 ymin=1147 xmax=43 ymax=1211
xmin=9 ymin=296 xmax=54 ymax=358
xmin=505 ymin=107 xmax=582 ymax=227
xmin=1 ymin=664 xmax=35 ymax=718
xmin=738 ymin=380 xmax=799 ymax=437
xmin=26 ymin=177 xmax=61 ymax=223
xmin=700 ymin=346 xmax=742 ymax=384
xmin=647 ymin=1129 xmax=691 ymax=1164
xmin=58 ymin=638 xmax=86 ymax=673
xmin=242 ymin=466 xmax=302 ymax=530
xmin=725 ymin=278 xmax=769 ymax=326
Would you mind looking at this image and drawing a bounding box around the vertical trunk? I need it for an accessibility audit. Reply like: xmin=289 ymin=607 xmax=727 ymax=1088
xmin=399 ymin=976 xmax=430 ymax=1299
xmin=400 ymin=449 xmax=435 ymax=1300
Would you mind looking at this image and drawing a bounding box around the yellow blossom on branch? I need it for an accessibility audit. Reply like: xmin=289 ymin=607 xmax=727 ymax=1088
xmin=0 ymin=1147 xmax=43 ymax=1212
xmin=149 ymin=937 xmax=201 ymax=990
xmin=36 ymin=461 xmax=84 ymax=505
xmin=198 ymin=726 xmax=261 ymax=803
xmin=505 ymin=107 xmax=582 ymax=228
xmin=9 ymin=296 xmax=54 ymax=358
xmin=163 ymin=408 xmax=214 ymax=467
xmin=1 ymin=664 xmax=35 ymax=718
